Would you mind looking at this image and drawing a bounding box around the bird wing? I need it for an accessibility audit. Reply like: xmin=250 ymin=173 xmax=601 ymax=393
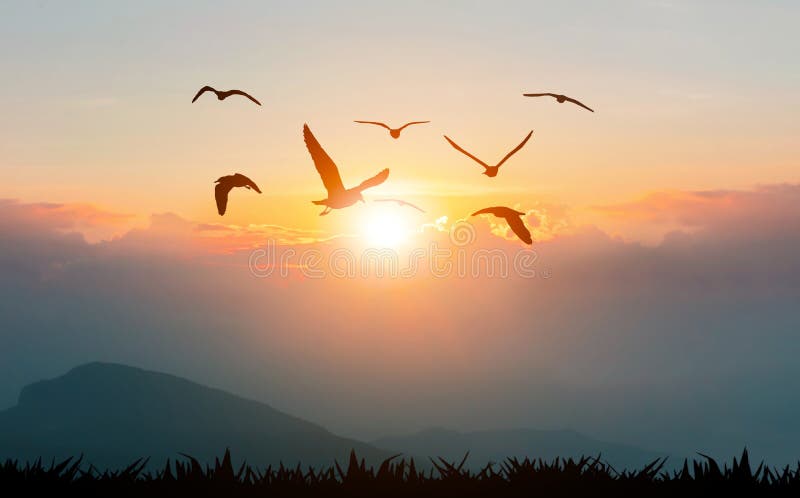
xmin=396 ymin=121 xmax=431 ymax=131
xmin=214 ymin=181 xmax=233 ymax=216
xmin=522 ymin=93 xmax=557 ymax=98
xmin=354 ymin=120 xmax=391 ymax=130
xmin=192 ymin=86 xmax=216 ymax=103
xmin=354 ymin=168 xmax=390 ymax=193
xmin=374 ymin=198 xmax=426 ymax=213
xmin=471 ymin=206 xmax=506 ymax=217
xmin=235 ymin=173 xmax=262 ymax=193
xmin=303 ymin=124 xmax=345 ymax=195
xmin=506 ymin=214 xmax=533 ymax=245
xmin=227 ymin=89 xmax=262 ymax=106
xmin=563 ymin=96 xmax=594 ymax=112
xmin=443 ymin=135 xmax=490 ymax=169
xmin=496 ymin=130 xmax=533 ymax=168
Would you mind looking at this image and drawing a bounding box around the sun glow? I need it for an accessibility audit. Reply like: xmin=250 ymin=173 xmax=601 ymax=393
xmin=361 ymin=209 xmax=413 ymax=248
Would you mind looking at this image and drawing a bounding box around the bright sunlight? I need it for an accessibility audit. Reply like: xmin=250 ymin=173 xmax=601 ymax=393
xmin=360 ymin=208 xmax=414 ymax=248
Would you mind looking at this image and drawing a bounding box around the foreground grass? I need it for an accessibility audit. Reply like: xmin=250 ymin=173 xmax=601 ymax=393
xmin=1 ymin=449 xmax=799 ymax=496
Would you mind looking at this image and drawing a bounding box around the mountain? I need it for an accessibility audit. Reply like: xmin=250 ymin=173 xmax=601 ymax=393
xmin=0 ymin=362 xmax=390 ymax=469
xmin=372 ymin=427 xmax=667 ymax=471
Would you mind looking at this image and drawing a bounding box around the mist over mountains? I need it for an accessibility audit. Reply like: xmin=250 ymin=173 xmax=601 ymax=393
xmin=0 ymin=363 xmax=390 ymax=469
xmin=0 ymin=363 xmax=667 ymax=471
xmin=2 ymin=184 xmax=800 ymax=465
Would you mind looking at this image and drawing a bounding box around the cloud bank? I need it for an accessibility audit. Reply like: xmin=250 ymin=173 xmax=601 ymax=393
xmin=1 ymin=184 xmax=799 ymax=464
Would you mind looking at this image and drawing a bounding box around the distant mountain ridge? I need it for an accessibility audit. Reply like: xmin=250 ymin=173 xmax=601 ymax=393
xmin=0 ymin=362 xmax=667 ymax=472
xmin=0 ymin=362 xmax=390 ymax=469
xmin=372 ymin=427 xmax=668 ymax=471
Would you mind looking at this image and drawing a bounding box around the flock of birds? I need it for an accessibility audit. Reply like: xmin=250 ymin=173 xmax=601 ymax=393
xmin=194 ymin=85 xmax=594 ymax=245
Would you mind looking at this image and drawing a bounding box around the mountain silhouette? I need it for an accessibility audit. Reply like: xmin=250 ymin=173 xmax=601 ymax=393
xmin=372 ymin=427 xmax=667 ymax=471
xmin=0 ymin=362 xmax=391 ymax=469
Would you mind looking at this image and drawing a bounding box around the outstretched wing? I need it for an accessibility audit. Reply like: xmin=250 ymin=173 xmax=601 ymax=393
xmin=443 ymin=135 xmax=490 ymax=169
xmin=506 ymin=215 xmax=533 ymax=245
xmin=354 ymin=120 xmax=391 ymax=130
xmin=472 ymin=207 xmax=532 ymax=244
xmin=374 ymin=198 xmax=426 ymax=213
xmin=522 ymin=93 xmax=558 ymax=98
xmin=354 ymin=168 xmax=390 ymax=193
xmin=471 ymin=206 xmax=506 ymax=217
xmin=228 ymin=89 xmax=262 ymax=106
xmin=397 ymin=121 xmax=430 ymax=131
xmin=496 ymin=130 xmax=533 ymax=168
xmin=214 ymin=182 xmax=232 ymax=216
xmin=303 ymin=124 xmax=345 ymax=195
xmin=192 ymin=85 xmax=216 ymax=103
xmin=234 ymin=173 xmax=262 ymax=193
xmin=564 ymin=96 xmax=594 ymax=112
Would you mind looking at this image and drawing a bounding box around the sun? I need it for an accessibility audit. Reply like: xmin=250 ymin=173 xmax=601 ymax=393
xmin=361 ymin=209 xmax=412 ymax=248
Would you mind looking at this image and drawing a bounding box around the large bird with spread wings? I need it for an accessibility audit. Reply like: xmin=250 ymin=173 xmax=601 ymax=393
xmin=303 ymin=124 xmax=390 ymax=216
xmin=444 ymin=131 xmax=533 ymax=177
xmin=523 ymin=92 xmax=594 ymax=112
xmin=214 ymin=173 xmax=261 ymax=216
xmin=354 ymin=120 xmax=430 ymax=139
xmin=472 ymin=206 xmax=532 ymax=245
xmin=192 ymin=85 xmax=262 ymax=106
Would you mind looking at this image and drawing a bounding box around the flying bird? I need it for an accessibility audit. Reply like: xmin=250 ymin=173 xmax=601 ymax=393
xmin=354 ymin=120 xmax=430 ymax=139
xmin=471 ymin=206 xmax=532 ymax=245
xmin=214 ymin=173 xmax=262 ymax=216
xmin=443 ymin=131 xmax=533 ymax=177
xmin=192 ymin=85 xmax=262 ymax=106
xmin=374 ymin=198 xmax=426 ymax=213
xmin=523 ymin=92 xmax=594 ymax=112
xmin=303 ymin=124 xmax=390 ymax=216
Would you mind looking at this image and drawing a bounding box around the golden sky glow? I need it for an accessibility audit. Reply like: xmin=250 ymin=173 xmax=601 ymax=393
xmin=1 ymin=1 xmax=798 ymax=246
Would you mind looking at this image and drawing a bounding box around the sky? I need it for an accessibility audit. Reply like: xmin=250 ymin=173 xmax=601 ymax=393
xmin=1 ymin=0 xmax=800 ymax=465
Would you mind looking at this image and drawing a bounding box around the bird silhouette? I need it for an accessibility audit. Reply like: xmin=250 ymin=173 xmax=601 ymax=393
xmin=354 ymin=120 xmax=430 ymax=139
xmin=303 ymin=124 xmax=390 ymax=216
xmin=444 ymin=131 xmax=533 ymax=177
xmin=472 ymin=206 xmax=532 ymax=245
xmin=374 ymin=198 xmax=426 ymax=213
xmin=192 ymin=85 xmax=262 ymax=106
xmin=214 ymin=173 xmax=262 ymax=216
xmin=523 ymin=92 xmax=593 ymax=112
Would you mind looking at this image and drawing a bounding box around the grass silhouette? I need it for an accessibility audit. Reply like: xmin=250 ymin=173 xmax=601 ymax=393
xmin=2 ymin=448 xmax=799 ymax=496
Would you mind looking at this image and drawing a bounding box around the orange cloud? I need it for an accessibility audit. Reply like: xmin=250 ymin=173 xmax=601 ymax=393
xmin=0 ymin=199 xmax=140 ymax=243
xmin=589 ymin=184 xmax=800 ymax=244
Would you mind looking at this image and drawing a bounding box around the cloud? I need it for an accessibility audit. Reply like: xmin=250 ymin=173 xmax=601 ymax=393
xmin=193 ymin=223 xmax=335 ymax=252
xmin=0 ymin=199 xmax=139 ymax=243
xmin=590 ymin=184 xmax=800 ymax=244
xmin=2 ymin=185 xmax=800 ymax=464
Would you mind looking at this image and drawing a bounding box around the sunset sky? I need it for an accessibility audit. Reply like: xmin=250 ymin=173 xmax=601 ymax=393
xmin=3 ymin=1 xmax=798 ymax=240
xmin=1 ymin=0 xmax=800 ymax=466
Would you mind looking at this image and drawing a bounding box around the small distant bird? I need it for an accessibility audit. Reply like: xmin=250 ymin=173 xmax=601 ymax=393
xmin=214 ymin=173 xmax=262 ymax=216
xmin=192 ymin=85 xmax=262 ymax=106
xmin=354 ymin=120 xmax=430 ymax=139
xmin=374 ymin=198 xmax=426 ymax=213
xmin=523 ymin=92 xmax=593 ymax=112
xmin=472 ymin=206 xmax=532 ymax=245
xmin=444 ymin=131 xmax=533 ymax=177
xmin=303 ymin=124 xmax=390 ymax=216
